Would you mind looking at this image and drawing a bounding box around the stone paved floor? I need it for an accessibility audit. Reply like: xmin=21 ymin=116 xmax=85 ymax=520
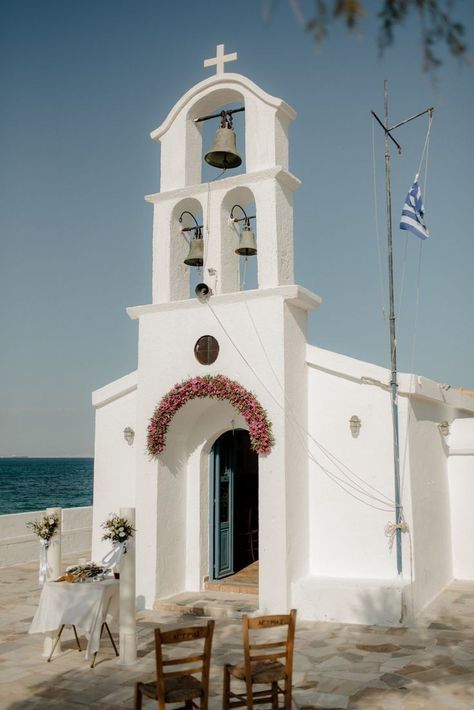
xmin=1 ymin=556 xmax=474 ymax=709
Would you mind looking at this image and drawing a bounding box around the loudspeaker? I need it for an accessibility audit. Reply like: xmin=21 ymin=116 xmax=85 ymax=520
xmin=195 ymin=283 xmax=212 ymax=302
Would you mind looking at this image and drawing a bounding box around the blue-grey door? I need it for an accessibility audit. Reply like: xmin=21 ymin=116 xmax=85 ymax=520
xmin=211 ymin=432 xmax=234 ymax=578
xmin=211 ymin=429 xmax=259 ymax=580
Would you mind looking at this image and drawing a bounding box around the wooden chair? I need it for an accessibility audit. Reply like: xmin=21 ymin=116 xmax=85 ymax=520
xmin=223 ymin=609 xmax=297 ymax=710
xmin=134 ymin=620 xmax=215 ymax=710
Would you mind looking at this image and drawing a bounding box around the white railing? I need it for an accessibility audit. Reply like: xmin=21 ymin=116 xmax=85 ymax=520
xmin=0 ymin=506 xmax=92 ymax=567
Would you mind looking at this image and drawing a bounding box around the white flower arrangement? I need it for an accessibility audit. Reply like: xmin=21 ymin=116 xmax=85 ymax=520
xmin=101 ymin=513 xmax=135 ymax=545
xmin=26 ymin=513 xmax=60 ymax=543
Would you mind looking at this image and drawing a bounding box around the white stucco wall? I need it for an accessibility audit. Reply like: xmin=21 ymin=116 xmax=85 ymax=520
xmin=407 ymin=398 xmax=453 ymax=614
xmin=448 ymin=417 xmax=474 ymax=579
xmin=91 ymin=372 xmax=138 ymax=562
xmin=128 ymin=285 xmax=319 ymax=611
xmin=292 ymin=349 xmax=474 ymax=623
xmin=306 ymin=346 xmax=398 ymax=581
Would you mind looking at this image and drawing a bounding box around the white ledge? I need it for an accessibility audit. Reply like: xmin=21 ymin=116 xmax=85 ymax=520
xmin=306 ymin=345 xmax=474 ymax=413
xmin=144 ymin=167 xmax=300 ymax=204
xmin=92 ymin=371 xmax=138 ymax=408
xmin=127 ymin=284 xmax=321 ymax=320
xmin=448 ymin=449 xmax=474 ymax=456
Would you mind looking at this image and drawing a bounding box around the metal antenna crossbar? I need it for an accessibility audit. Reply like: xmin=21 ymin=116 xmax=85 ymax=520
xmin=371 ymin=106 xmax=434 ymax=155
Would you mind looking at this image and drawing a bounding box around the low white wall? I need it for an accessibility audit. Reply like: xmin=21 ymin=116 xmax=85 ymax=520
xmin=448 ymin=417 xmax=474 ymax=579
xmin=0 ymin=506 xmax=92 ymax=567
xmin=293 ymin=576 xmax=413 ymax=625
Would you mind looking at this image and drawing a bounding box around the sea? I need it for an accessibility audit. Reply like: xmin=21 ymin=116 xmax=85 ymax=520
xmin=0 ymin=458 xmax=94 ymax=515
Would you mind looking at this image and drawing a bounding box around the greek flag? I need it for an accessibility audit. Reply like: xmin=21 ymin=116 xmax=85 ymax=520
xmin=400 ymin=176 xmax=429 ymax=240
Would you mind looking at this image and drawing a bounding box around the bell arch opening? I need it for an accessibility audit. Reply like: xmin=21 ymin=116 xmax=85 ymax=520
xmin=187 ymin=88 xmax=247 ymax=183
xmin=171 ymin=197 xmax=205 ymax=299
xmin=221 ymin=185 xmax=257 ymax=292
xmin=209 ymin=428 xmax=259 ymax=581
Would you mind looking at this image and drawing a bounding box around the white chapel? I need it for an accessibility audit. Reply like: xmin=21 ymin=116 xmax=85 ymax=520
xmin=91 ymin=45 xmax=474 ymax=626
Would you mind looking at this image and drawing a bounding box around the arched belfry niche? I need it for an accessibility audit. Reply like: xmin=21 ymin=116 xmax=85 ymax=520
xmin=171 ymin=198 xmax=205 ymax=300
xmin=147 ymin=71 xmax=301 ymax=303
xmin=151 ymin=75 xmax=296 ymax=191
xmin=221 ymin=185 xmax=257 ymax=292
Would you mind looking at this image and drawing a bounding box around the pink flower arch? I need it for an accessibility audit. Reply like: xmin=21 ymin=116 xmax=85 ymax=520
xmin=147 ymin=374 xmax=274 ymax=457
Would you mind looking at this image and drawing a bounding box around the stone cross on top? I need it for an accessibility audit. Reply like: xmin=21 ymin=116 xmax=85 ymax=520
xmin=204 ymin=44 xmax=237 ymax=74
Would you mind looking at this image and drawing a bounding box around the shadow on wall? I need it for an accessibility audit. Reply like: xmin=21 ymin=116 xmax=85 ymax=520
xmin=350 ymin=587 xmax=413 ymax=628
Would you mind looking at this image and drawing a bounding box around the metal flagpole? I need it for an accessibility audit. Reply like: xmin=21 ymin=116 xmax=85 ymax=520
xmin=384 ymin=81 xmax=403 ymax=576
xmin=371 ymin=82 xmax=433 ymax=577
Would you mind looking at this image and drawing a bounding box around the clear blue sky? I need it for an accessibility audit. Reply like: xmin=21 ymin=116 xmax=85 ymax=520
xmin=1 ymin=1 xmax=473 ymax=456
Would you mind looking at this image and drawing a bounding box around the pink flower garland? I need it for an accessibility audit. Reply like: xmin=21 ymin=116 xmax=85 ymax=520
xmin=147 ymin=374 xmax=274 ymax=456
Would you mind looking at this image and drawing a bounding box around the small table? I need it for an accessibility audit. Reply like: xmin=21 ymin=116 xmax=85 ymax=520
xmin=29 ymin=578 xmax=119 ymax=664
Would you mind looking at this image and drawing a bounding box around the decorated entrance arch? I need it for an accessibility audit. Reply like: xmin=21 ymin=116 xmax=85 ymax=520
xmin=147 ymin=374 xmax=274 ymax=456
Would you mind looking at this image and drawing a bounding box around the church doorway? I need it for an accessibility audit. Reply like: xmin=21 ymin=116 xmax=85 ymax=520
xmin=210 ymin=429 xmax=258 ymax=580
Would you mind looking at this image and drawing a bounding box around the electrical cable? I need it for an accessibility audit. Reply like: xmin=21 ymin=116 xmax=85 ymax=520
xmin=206 ymin=299 xmax=396 ymax=511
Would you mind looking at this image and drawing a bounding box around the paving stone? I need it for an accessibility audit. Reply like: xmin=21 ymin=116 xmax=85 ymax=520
xmin=356 ymin=643 xmax=401 ymax=653
xmin=380 ymin=672 xmax=411 ymax=688
xmin=2 ymin=555 xmax=474 ymax=709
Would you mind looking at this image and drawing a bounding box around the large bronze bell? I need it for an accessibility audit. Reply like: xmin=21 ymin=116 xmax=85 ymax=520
xmin=205 ymin=126 xmax=242 ymax=169
xmin=184 ymin=231 xmax=204 ymax=267
xmin=235 ymin=223 xmax=257 ymax=256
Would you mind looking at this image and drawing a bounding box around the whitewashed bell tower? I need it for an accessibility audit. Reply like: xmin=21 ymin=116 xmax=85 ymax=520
xmin=147 ymin=43 xmax=300 ymax=301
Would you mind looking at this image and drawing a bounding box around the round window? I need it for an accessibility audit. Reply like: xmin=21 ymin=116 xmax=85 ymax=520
xmin=194 ymin=335 xmax=219 ymax=365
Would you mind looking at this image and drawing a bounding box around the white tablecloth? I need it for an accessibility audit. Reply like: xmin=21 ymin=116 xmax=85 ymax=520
xmin=29 ymin=578 xmax=119 ymax=660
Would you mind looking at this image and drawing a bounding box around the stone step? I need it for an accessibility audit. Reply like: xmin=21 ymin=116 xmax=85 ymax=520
xmin=154 ymin=590 xmax=259 ymax=619
xmin=204 ymin=579 xmax=258 ymax=595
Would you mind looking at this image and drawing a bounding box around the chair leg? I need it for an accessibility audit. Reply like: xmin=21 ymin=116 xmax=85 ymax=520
xmin=284 ymin=679 xmax=292 ymax=710
xmin=271 ymin=681 xmax=279 ymax=709
xmin=223 ymin=665 xmax=231 ymax=710
xmin=245 ymin=676 xmax=254 ymax=710
xmin=133 ymin=683 xmax=142 ymax=710
xmin=200 ymin=685 xmax=208 ymax=710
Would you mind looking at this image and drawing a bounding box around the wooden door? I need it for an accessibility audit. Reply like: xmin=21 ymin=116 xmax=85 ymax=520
xmin=212 ymin=433 xmax=234 ymax=578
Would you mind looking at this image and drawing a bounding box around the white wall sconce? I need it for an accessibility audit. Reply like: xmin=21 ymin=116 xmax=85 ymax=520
xmin=438 ymin=421 xmax=450 ymax=437
xmin=349 ymin=415 xmax=362 ymax=438
xmin=123 ymin=427 xmax=135 ymax=446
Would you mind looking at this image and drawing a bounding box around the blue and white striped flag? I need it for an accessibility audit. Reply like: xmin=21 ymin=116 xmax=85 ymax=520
xmin=400 ymin=176 xmax=429 ymax=240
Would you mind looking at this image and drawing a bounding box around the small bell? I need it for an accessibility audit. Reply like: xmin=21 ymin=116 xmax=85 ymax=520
xmin=205 ymin=126 xmax=242 ymax=169
xmin=235 ymin=223 xmax=257 ymax=256
xmin=184 ymin=230 xmax=204 ymax=267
